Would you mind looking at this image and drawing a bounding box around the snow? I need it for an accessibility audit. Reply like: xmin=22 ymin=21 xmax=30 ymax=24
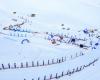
xmin=0 ymin=0 xmax=100 ymax=80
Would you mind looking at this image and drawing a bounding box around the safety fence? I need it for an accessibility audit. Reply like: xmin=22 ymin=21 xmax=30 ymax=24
xmin=0 ymin=52 xmax=84 ymax=71
xmin=23 ymin=58 xmax=99 ymax=80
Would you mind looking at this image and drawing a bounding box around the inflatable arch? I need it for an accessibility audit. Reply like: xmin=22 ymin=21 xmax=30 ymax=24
xmin=21 ymin=39 xmax=30 ymax=44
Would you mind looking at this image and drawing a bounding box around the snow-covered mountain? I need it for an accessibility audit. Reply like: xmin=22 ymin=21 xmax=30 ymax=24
xmin=0 ymin=0 xmax=100 ymax=80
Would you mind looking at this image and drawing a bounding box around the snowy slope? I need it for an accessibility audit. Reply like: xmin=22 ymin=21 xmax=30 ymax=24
xmin=0 ymin=0 xmax=100 ymax=80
